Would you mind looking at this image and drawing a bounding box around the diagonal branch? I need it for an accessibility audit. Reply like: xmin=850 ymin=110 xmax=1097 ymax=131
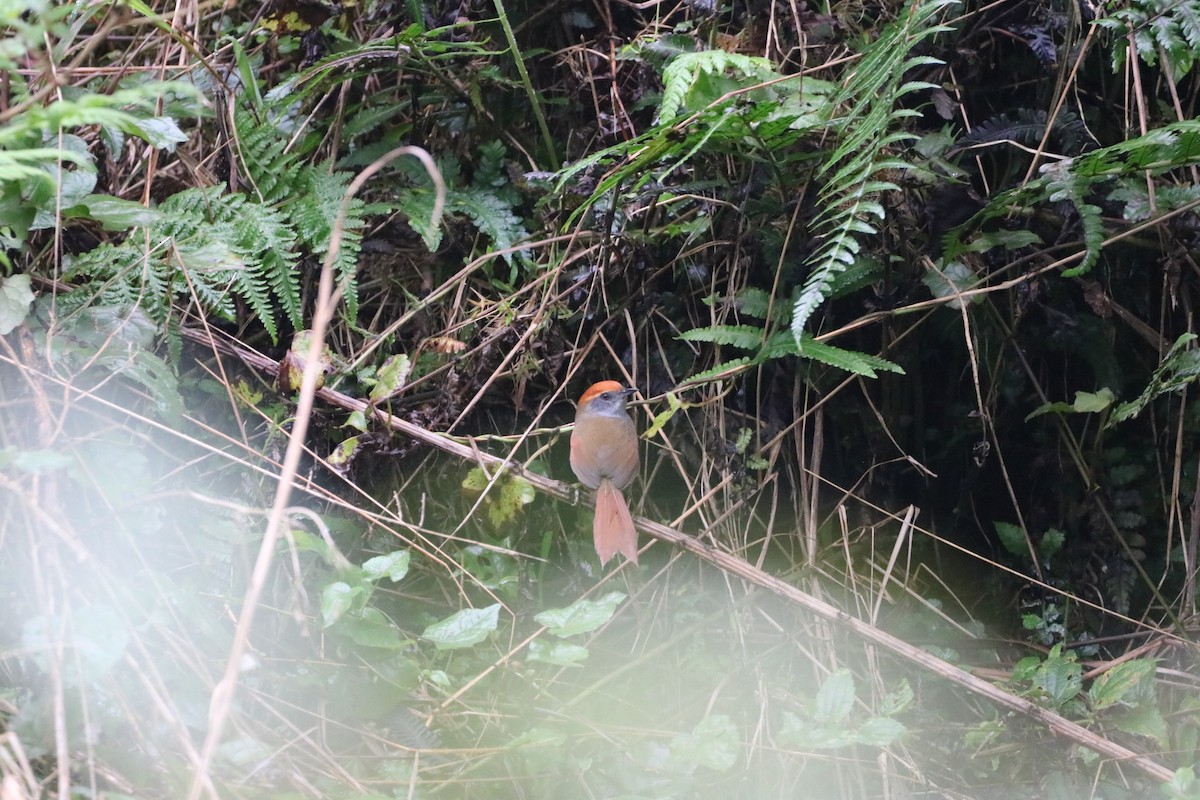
xmin=183 ymin=324 xmax=1177 ymax=787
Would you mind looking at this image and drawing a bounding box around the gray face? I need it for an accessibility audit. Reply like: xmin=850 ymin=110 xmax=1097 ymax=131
xmin=587 ymin=388 xmax=635 ymax=416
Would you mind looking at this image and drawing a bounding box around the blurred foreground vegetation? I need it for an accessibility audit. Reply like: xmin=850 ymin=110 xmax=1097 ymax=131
xmin=3 ymin=0 xmax=1200 ymax=797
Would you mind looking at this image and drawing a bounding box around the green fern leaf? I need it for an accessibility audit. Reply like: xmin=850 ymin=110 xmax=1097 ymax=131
xmin=728 ymin=287 xmax=791 ymax=324
xmin=797 ymin=335 xmax=905 ymax=378
xmin=452 ymin=191 xmax=525 ymax=261
xmin=292 ymin=166 xmax=364 ymax=322
xmin=793 ymin=0 xmax=957 ymax=340
xmin=658 ymin=51 xmax=780 ymax=122
xmin=679 ymin=324 xmax=768 ymax=350
xmin=1109 ymin=334 xmax=1200 ymax=426
xmin=234 ymin=109 xmax=302 ymax=204
xmin=398 ymin=189 xmax=444 ymax=252
xmin=758 ymin=330 xmax=801 ymax=361
xmin=684 ymin=356 xmax=755 ymax=384
xmin=1043 ymin=161 xmax=1103 ymax=277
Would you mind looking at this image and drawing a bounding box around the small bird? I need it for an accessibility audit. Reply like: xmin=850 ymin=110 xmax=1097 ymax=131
xmin=570 ymin=381 xmax=640 ymax=565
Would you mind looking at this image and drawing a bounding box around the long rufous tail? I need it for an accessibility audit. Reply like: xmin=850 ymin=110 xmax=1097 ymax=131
xmin=594 ymin=479 xmax=638 ymax=565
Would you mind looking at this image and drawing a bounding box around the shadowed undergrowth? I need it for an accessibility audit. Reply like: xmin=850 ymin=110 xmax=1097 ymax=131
xmin=3 ymin=0 xmax=1200 ymax=797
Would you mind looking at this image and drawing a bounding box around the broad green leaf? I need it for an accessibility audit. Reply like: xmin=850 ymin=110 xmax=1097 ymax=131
xmin=120 ymin=350 xmax=185 ymax=421
xmin=1035 ymin=650 xmax=1083 ymax=706
xmin=1166 ymin=767 xmax=1197 ymax=798
xmin=340 ymin=608 xmax=407 ymax=649
xmin=534 ymin=592 xmax=626 ymax=637
xmin=1072 ymin=388 xmax=1115 ymax=413
xmin=421 ymin=603 xmax=501 ymax=650
xmin=369 ymin=353 xmax=412 ymax=403
xmin=508 ymin=726 xmax=569 ymax=749
xmin=1 ymin=446 xmax=72 ymax=473
xmin=668 ymin=714 xmax=740 ymax=773
xmin=488 ymin=473 xmax=535 ymax=527
xmin=1110 ymin=704 xmax=1169 ymax=747
xmin=462 ymin=468 xmax=536 ymax=527
xmin=0 ymin=273 xmax=35 ymax=334
xmin=815 ymin=669 xmax=856 ymax=724
xmin=962 ymin=229 xmax=1043 ymax=253
xmin=321 ymin=581 xmax=364 ymax=627
xmin=1026 ymin=400 xmax=1076 ymax=420
xmin=778 ymin=713 xmax=858 ymax=749
xmin=284 ymin=528 xmax=333 ymax=561
xmin=1027 ymin=389 xmax=1115 ymax=421
xmin=856 ymin=716 xmax=906 ymax=745
xmin=1039 ymin=528 xmax=1066 ymax=561
xmin=527 ymin=639 xmax=590 ymax=666
xmin=1089 ymin=658 xmax=1156 ymax=710
xmin=328 ymin=436 xmax=362 ymax=468
xmin=362 ymin=550 xmax=411 ymax=583
xmin=64 ymin=194 xmax=161 ymax=230
xmin=23 ymin=605 xmax=129 ymax=683
xmin=994 ymin=521 xmax=1029 ymax=559
xmin=132 ymin=116 xmax=188 ymax=150
xmin=879 ymin=679 xmax=914 ymax=716
xmin=923 ymin=260 xmax=981 ymax=309
xmin=344 ymin=409 xmax=369 ymax=432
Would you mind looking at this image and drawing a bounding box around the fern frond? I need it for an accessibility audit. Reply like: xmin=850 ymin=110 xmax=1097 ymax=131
xmin=1108 ymin=334 xmax=1200 ymax=426
xmin=960 ymin=110 xmax=1048 ymax=147
xmin=658 ymin=51 xmax=780 ymax=122
xmin=797 ymin=335 xmax=905 ymax=378
xmin=233 ymin=109 xmax=303 ymax=204
xmin=683 ymin=356 xmax=755 ymax=384
xmin=63 ymin=184 xmax=309 ymax=343
xmin=452 ymin=191 xmax=524 ymax=260
xmin=794 ymin=183 xmax=893 ymax=338
xmin=958 ymin=109 xmax=1087 ymax=152
xmin=679 ymin=324 xmax=768 ymax=350
xmin=793 ymin=0 xmax=958 ymax=340
xmin=292 ymin=166 xmax=364 ymax=322
xmin=729 ymin=287 xmax=792 ymax=324
xmin=398 ymin=189 xmax=444 ymax=251
xmin=945 ymin=121 xmax=1200 ymax=271
xmin=1098 ymin=0 xmax=1200 ymax=75
xmin=1043 ymin=162 xmax=1103 ymax=277
xmin=1071 ymin=119 xmax=1200 ymax=176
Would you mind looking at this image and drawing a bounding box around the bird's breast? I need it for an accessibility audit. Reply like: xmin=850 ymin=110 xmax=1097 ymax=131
xmin=570 ymin=414 xmax=639 ymax=490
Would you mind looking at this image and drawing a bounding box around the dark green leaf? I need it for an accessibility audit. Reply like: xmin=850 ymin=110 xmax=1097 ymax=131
xmin=994 ymin=521 xmax=1029 ymax=559
xmin=797 ymin=335 xmax=904 ymax=377
xmin=362 ymin=550 xmax=411 ymax=583
xmin=527 ymin=639 xmax=590 ymax=665
xmin=1110 ymin=704 xmax=1169 ymax=747
xmin=0 ymin=274 xmax=35 ymax=335
xmin=341 ymin=608 xmax=407 ymax=649
xmin=856 ymin=716 xmax=906 ymax=745
xmin=534 ymin=592 xmax=626 ymax=637
xmin=1039 ymin=528 xmax=1066 ymax=561
xmin=1089 ymin=658 xmax=1156 ymax=710
xmin=321 ymin=581 xmax=363 ymax=627
xmin=815 ymin=669 xmax=856 ymax=723
xmin=668 ymin=714 xmax=740 ymax=773
xmin=421 ymin=604 xmax=501 ymax=650
xmin=65 ymin=194 xmax=161 ymax=229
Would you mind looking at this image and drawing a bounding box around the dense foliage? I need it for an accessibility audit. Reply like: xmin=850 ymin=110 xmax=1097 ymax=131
xmin=3 ymin=0 xmax=1200 ymax=797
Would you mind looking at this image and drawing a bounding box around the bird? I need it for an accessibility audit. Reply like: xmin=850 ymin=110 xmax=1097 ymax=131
xmin=569 ymin=381 xmax=640 ymax=565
